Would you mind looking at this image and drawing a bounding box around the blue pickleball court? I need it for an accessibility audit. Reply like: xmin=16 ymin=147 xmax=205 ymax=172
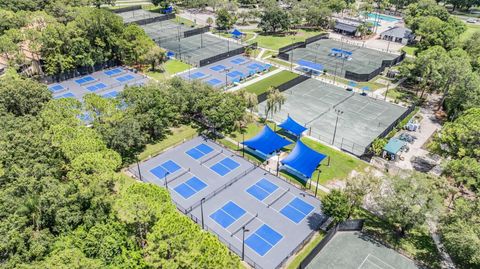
xmin=75 ymin=76 xmax=95 ymax=85
xmin=174 ymin=176 xmax=208 ymax=199
xmin=186 ymin=143 xmax=214 ymax=160
xmin=189 ymin=71 xmax=207 ymax=79
xmin=116 ymin=74 xmax=135 ymax=82
xmin=206 ymin=78 xmax=223 ymax=86
xmin=49 ymin=84 xmax=64 ymax=93
xmin=245 ymin=224 xmax=283 ymax=256
xmin=280 ymin=197 xmax=315 ymax=223
xmin=104 ymin=68 xmax=123 ymax=76
xmin=149 ymin=160 xmax=182 ymax=180
xmin=230 ymin=57 xmax=247 ymax=64
xmin=210 ymin=64 xmax=226 ymax=71
xmin=54 ymin=92 xmax=75 ymax=99
xmin=86 ymin=83 xmax=107 ymax=92
xmin=227 ymin=70 xmax=243 ymax=78
xmin=210 ymin=157 xmax=240 ymax=176
xmin=210 ymin=201 xmax=246 ymax=228
xmin=246 ymin=178 xmax=279 ymax=201
xmin=102 ymin=91 xmax=119 ymax=98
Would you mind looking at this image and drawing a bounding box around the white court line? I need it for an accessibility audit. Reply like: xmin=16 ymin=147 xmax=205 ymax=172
xmin=357 ymin=253 xmax=372 ymax=269
xmin=368 ymin=254 xmax=397 ymax=269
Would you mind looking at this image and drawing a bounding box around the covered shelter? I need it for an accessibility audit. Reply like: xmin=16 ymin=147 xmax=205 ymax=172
xmin=231 ymin=29 xmax=244 ymax=39
xmin=242 ymin=125 xmax=292 ymax=159
xmin=281 ymin=140 xmax=327 ymax=180
xmin=380 ymin=27 xmax=414 ymax=45
xmin=334 ymin=21 xmax=358 ymax=36
xmin=278 ymin=116 xmax=307 ymax=138
xmin=297 ymin=59 xmax=323 ymax=75
xmin=382 ymin=138 xmax=407 ymax=161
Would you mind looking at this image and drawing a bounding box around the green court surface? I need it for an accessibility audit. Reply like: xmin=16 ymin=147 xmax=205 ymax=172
xmin=306 ymin=231 xmax=421 ymax=269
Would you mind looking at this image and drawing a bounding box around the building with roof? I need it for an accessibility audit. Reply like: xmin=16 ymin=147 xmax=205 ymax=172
xmin=333 ymin=19 xmax=361 ymax=36
xmin=379 ymin=26 xmax=414 ymax=45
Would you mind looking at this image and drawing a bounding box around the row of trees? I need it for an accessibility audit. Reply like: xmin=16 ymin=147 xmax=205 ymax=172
xmin=0 ymin=5 xmax=163 ymax=76
xmin=0 ymin=0 xmax=116 ymax=12
xmin=0 ymin=70 xmax=244 ymax=268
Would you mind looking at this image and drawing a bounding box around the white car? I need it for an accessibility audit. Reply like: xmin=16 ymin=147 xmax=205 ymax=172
xmin=466 ymin=18 xmax=478 ymax=23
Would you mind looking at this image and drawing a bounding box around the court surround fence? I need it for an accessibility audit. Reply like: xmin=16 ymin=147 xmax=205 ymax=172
xmin=38 ymin=59 xmax=121 ymax=84
xmin=257 ymin=75 xmax=310 ymax=103
xmin=126 ymin=13 xmax=175 ymax=26
xmin=184 ymin=26 xmax=210 ymax=38
xmin=298 ymin=219 xmax=365 ymax=269
xmin=198 ymin=42 xmax=258 ymax=67
xmin=111 ymin=5 xmax=142 ymax=13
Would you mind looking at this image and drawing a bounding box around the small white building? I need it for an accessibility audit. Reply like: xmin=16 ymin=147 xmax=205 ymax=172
xmin=379 ymin=26 xmax=414 ymax=45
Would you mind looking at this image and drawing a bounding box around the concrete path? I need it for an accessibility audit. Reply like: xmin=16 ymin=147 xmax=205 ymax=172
xmin=428 ymin=220 xmax=457 ymax=269
xmin=227 ymin=68 xmax=283 ymax=92
xmin=395 ymin=94 xmax=442 ymax=170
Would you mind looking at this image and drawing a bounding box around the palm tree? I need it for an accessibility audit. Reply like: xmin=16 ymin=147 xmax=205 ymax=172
xmin=264 ymin=87 xmax=286 ymax=120
xmin=237 ymin=90 xmax=258 ymax=113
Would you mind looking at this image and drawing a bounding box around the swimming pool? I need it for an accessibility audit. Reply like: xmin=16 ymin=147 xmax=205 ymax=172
xmin=366 ymin=12 xmax=400 ymax=22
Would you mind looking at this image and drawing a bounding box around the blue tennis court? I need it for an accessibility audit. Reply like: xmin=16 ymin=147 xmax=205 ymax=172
xmin=54 ymin=92 xmax=75 ymax=99
xmin=247 ymin=178 xmax=279 ymax=201
xmin=102 ymin=91 xmax=119 ymax=98
xmin=227 ymin=70 xmax=243 ymax=78
xmin=174 ymin=176 xmax=207 ymax=199
xmin=210 ymin=157 xmax=240 ymax=176
xmin=186 ymin=143 xmax=214 ymax=160
xmin=210 ymin=65 xmax=226 ymax=71
xmin=104 ymin=68 xmax=123 ymax=76
xmin=247 ymin=63 xmax=264 ymax=70
xmin=189 ymin=72 xmax=207 ymax=79
xmin=86 ymin=83 xmax=108 ymax=92
xmin=49 ymin=84 xmax=64 ymax=92
xmin=116 ymin=74 xmax=135 ymax=82
xmin=231 ymin=57 xmax=247 ymax=64
xmin=245 ymin=224 xmax=283 ymax=256
xmin=280 ymin=197 xmax=315 ymax=223
xmin=150 ymin=160 xmax=181 ymax=180
xmin=210 ymin=201 xmax=246 ymax=228
xmin=75 ymin=76 xmax=95 ymax=85
xmin=206 ymin=78 xmax=223 ymax=86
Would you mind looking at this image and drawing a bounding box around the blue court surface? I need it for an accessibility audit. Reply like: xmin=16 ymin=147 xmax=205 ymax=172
xmin=210 ymin=64 xmax=226 ymax=71
xmin=231 ymin=57 xmax=247 ymax=64
xmin=186 ymin=143 xmax=214 ymax=160
xmin=102 ymin=91 xmax=119 ymax=98
xmin=150 ymin=160 xmax=181 ymax=180
xmin=210 ymin=201 xmax=246 ymax=228
xmin=54 ymin=92 xmax=75 ymax=99
xmin=174 ymin=176 xmax=207 ymax=199
xmin=86 ymin=83 xmax=107 ymax=92
xmin=129 ymin=136 xmax=325 ymax=269
xmin=116 ymin=74 xmax=135 ymax=82
xmin=280 ymin=197 xmax=315 ymax=223
xmin=247 ymin=178 xmax=279 ymax=201
xmin=104 ymin=68 xmax=123 ymax=76
xmin=245 ymin=224 xmax=283 ymax=256
xmin=189 ymin=72 xmax=206 ymax=79
xmin=49 ymin=84 xmax=64 ymax=93
xmin=210 ymin=157 xmax=240 ymax=176
xmin=206 ymin=78 xmax=223 ymax=86
xmin=247 ymin=63 xmax=264 ymax=70
xmin=227 ymin=70 xmax=243 ymax=78
xmin=75 ymin=76 xmax=95 ymax=85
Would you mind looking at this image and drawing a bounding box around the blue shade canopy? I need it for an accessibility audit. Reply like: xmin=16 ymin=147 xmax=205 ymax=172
xmin=278 ymin=116 xmax=307 ymax=137
xmin=281 ymin=140 xmax=327 ymax=179
xmin=362 ymin=86 xmax=370 ymax=91
xmin=383 ymin=138 xmax=406 ymax=155
xmin=297 ymin=59 xmax=323 ymax=72
xmin=231 ymin=29 xmax=243 ymax=37
xmin=348 ymin=81 xmax=357 ymax=87
xmin=242 ymin=126 xmax=292 ymax=156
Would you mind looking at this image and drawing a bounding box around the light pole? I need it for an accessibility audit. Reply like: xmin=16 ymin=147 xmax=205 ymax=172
xmin=242 ymin=226 xmax=250 ymax=261
xmin=314 ymin=169 xmax=321 ymax=197
xmin=164 ymin=171 xmax=170 ymax=190
xmin=200 ymin=198 xmax=206 ymax=229
xmin=290 ymin=37 xmax=295 ymax=71
xmin=384 ymin=82 xmax=389 ymax=101
xmin=224 ymin=67 xmax=231 ymax=89
xmin=332 ymin=109 xmax=343 ymax=145
xmin=136 ymin=156 xmax=143 ymax=181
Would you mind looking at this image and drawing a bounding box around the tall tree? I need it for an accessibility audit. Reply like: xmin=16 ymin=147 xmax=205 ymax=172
xmin=215 ymin=8 xmax=236 ymax=30
xmin=264 ymin=87 xmax=286 ymax=120
xmin=259 ymin=7 xmax=291 ymax=33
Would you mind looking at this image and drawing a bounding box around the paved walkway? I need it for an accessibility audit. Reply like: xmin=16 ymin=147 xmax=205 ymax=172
xmin=395 ymin=94 xmax=442 ymax=170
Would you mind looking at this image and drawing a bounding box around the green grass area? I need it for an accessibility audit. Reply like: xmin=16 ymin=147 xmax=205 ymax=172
xmin=215 ymin=32 xmax=255 ymax=42
xmin=459 ymin=23 xmax=480 ymax=42
xmin=138 ymin=125 xmax=198 ymax=160
xmin=386 ymin=87 xmax=419 ymax=104
xmin=174 ymin=15 xmax=196 ymax=27
xmin=145 ymin=59 xmax=191 ymax=81
xmin=353 ymin=209 xmax=442 ymax=268
xmin=244 ymin=70 xmax=299 ymax=95
xmin=322 ymin=74 xmax=386 ymax=91
xmin=246 ymin=29 xmax=326 ymax=51
xmin=262 ymin=50 xmax=276 ymax=59
xmin=402 ymin=45 xmax=418 ymax=56
xmin=286 ymin=232 xmax=325 ymax=269
xmin=266 ymin=57 xmax=292 ymax=68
